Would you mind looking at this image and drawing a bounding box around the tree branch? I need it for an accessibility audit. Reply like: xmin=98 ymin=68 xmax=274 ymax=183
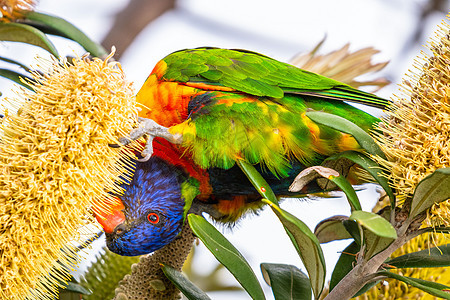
xmin=101 ymin=0 xmax=176 ymax=59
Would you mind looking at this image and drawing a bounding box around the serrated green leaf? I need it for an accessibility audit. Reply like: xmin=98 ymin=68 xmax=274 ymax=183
xmin=324 ymin=151 xmax=395 ymax=208
xmin=314 ymin=216 xmax=351 ymax=243
xmin=305 ymin=111 xmax=386 ymax=159
xmin=409 ymin=168 xmax=450 ymax=218
xmin=161 ymin=264 xmax=211 ymax=300
xmin=386 ymin=243 xmax=450 ymax=268
xmin=378 ymin=271 xmax=450 ymax=299
xmin=349 ymin=210 xmax=397 ymax=239
xmin=187 ymin=214 xmax=265 ymax=300
xmin=261 ymin=263 xmax=312 ymax=300
xmin=25 ymin=12 xmax=108 ymax=58
xmin=0 ymin=23 xmax=58 ymax=57
xmin=237 ymin=159 xmax=278 ymax=205
xmin=329 ymin=241 xmax=358 ymax=291
xmin=263 ymin=199 xmax=325 ymax=299
xmin=0 ymin=69 xmax=33 ymax=89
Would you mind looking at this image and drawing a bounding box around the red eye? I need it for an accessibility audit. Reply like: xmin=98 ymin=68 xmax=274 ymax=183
xmin=147 ymin=212 xmax=160 ymax=224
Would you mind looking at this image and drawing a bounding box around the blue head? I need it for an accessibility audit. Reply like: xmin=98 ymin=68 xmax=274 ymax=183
xmin=98 ymin=156 xmax=187 ymax=256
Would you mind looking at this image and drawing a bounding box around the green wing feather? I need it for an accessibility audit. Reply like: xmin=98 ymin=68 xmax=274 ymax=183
xmin=161 ymin=47 xmax=390 ymax=109
xmin=160 ymin=47 xmax=386 ymax=175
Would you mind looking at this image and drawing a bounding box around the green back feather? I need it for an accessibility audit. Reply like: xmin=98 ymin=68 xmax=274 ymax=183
xmin=161 ymin=47 xmax=390 ymax=109
xmin=161 ymin=47 xmax=385 ymax=176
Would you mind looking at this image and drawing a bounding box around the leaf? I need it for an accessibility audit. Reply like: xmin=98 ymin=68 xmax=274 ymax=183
xmin=0 ymin=56 xmax=31 ymax=72
xmin=237 ymin=159 xmax=278 ymax=205
xmin=324 ymin=151 xmax=395 ymax=208
xmin=289 ymin=165 xmax=338 ymax=192
xmin=409 ymin=168 xmax=450 ymax=218
xmin=305 ymin=111 xmax=386 ymax=159
xmin=161 ymin=264 xmax=211 ymax=300
xmin=353 ymin=280 xmax=381 ymax=297
xmin=349 ymin=210 xmax=397 ymax=239
xmin=378 ymin=271 xmax=450 ymax=299
xmin=61 ymin=282 xmax=91 ymax=295
xmin=25 ymin=12 xmax=108 ymax=58
xmin=262 ymin=199 xmax=325 ymax=299
xmin=329 ymin=174 xmax=361 ymax=211
xmin=329 ymin=241 xmax=358 ymax=291
xmin=342 ymin=220 xmax=362 ymax=246
xmin=363 ymin=230 xmax=395 ymax=259
xmin=260 ymin=263 xmax=312 ymax=300
xmin=0 ymin=69 xmax=33 ymax=89
xmin=386 ymin=244 xmax=450 ymax=269
xmin=425 ymin=227 xmax=450 ymax=234
xmin=0 ymin=23 xmax=58 ymax=57
xmin=289 ymin=166 xmax=361 ymax=211
xmin=314 ymin=216 xmax=352 ymax=243
xmin=342 ymin=209 xmax=394 ymax=258
xmin=187 ymin=214 xmax=265 ymax=300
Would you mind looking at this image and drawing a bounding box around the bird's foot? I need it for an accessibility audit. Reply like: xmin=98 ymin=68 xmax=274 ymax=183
xmin=117 ymin=117 xmax=182 ymax=162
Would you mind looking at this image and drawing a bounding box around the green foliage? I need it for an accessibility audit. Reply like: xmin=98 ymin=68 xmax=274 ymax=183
xmin=305 ymin=110 xmax=386 ymax=159
xmin=349 ymin=210 xmax=397 ymax=239
xmin=408 ymin=168 xmax=450 ymax=219
xmin=80 ymin=247 xmax=140 ymax=300
xmin=25 ymin=12 xmax=108 ymax=58
xmin=188 ymin=214 xmax=266 ymax=300
xmin=378 ymin=271 xmax=450 ymax=299
xmin=163 ymin=120 xmax=450 ymax=300
xmin=237 ymin=159 xmax=278 ymax=205
xmin=0 ymin=10 xmax=106 ymax=88
xmin=161 ymin=264 xmax=212 ymax=300
xmin=0 ymin=22 xmax=58 ymax=56
xmin=324 ymin=150 xmax=395 ymax=207
xmin=263 ymin=199 xmax=326 ymax=299
xmin=261 ymin=263 xmax=312 ymax=300
xmin=386 ymin=243 xmax=450 ymax=269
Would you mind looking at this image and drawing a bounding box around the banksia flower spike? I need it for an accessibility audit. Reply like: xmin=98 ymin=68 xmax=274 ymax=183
xmin=375 ymin=18 xmax=450 ymax=218
xmin=0 ymin=51 xmax=139 ymax=299
xmin=355 ymin=15 xmax=450 ymax=300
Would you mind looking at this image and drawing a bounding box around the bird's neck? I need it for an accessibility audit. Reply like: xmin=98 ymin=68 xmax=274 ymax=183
xmin=152 ymin=138 xmax=213 ymax=199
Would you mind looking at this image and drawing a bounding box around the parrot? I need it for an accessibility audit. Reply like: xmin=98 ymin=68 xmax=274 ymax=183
xmin=95 ymin=47 xmax=389 ymax=256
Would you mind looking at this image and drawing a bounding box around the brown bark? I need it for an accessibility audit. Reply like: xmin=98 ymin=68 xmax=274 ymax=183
xmin=101 ymin=0 xmax=176 ymax=59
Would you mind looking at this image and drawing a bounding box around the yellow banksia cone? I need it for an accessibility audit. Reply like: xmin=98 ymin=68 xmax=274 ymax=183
xmin=375 ymin=18 xmax=450 ymax=212
xmin=0 ymin=52 xmax=138 ymax=299
xmin=0 ymin=0 xmax=36 ymax=21
xmin=357 ymin=14 xmax=450 ymax=300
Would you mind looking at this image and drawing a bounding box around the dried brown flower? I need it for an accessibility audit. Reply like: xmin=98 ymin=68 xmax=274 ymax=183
xmin=290 ymin=40 xmax=389 ymax=90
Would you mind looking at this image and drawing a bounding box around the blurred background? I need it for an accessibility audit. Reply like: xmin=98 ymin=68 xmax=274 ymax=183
xmin=1 ymin=0 xmax=449 ymax=299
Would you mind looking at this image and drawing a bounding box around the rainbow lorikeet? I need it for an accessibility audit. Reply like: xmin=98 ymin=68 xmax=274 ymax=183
xmin=96 ymin=47 xmax=389 ymax=256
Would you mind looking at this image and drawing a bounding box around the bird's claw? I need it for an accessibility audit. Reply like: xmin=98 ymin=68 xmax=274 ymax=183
xmin=115 ymin=117 xmax=182 ymax=161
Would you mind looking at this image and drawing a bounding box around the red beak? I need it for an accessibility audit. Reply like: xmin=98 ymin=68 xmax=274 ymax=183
xmin=95 ymin=200 xmax=126 ymax=233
